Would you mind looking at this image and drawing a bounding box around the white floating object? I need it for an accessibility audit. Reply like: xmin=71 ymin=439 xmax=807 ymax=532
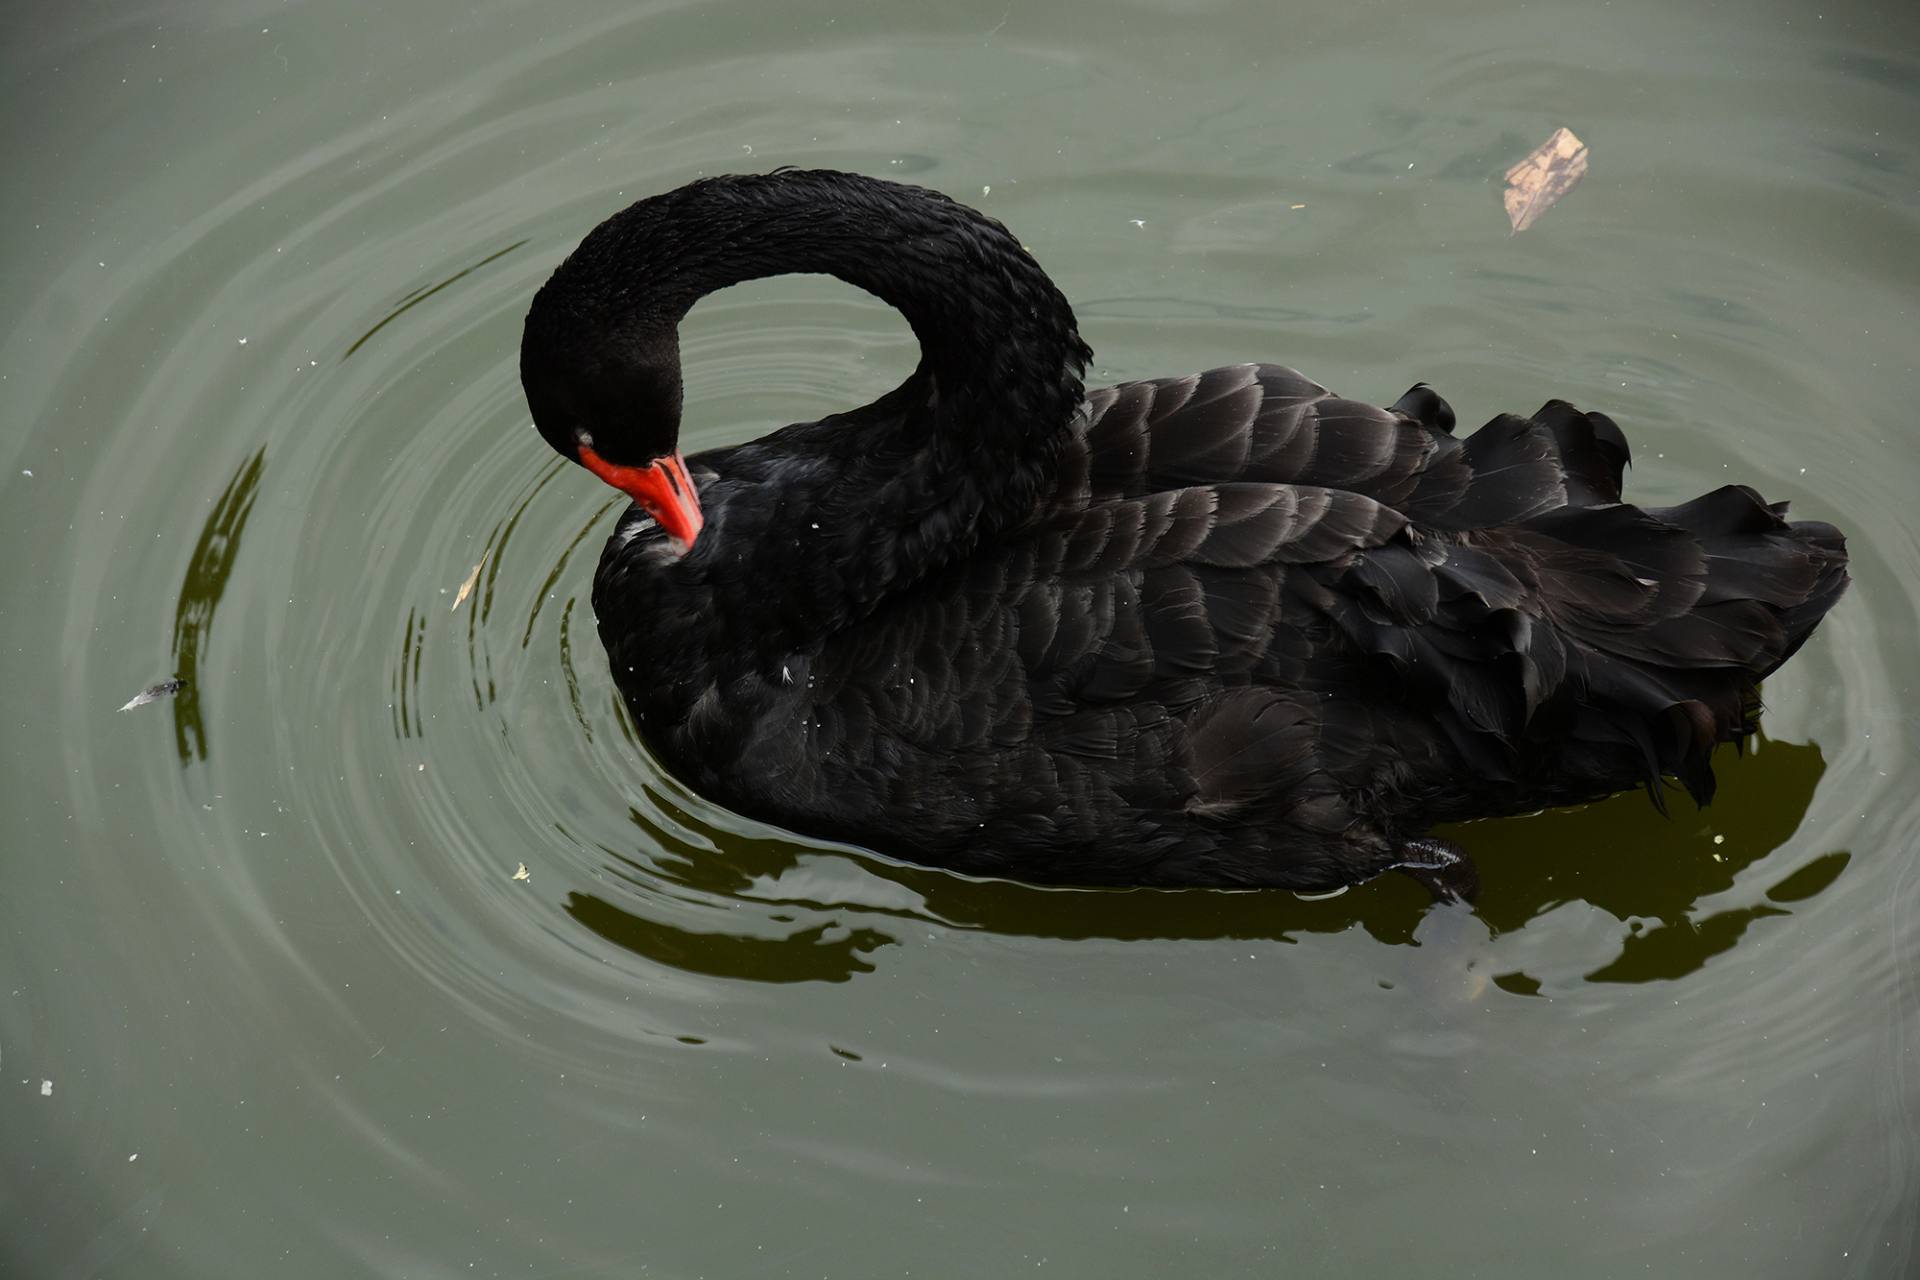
xmin=452 ymin=552 xmax=488 ymax=611
xmin=119 ymin=678 xmax=184 ymax=711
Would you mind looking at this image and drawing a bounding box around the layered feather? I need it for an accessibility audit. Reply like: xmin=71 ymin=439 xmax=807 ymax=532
xmin=598 ymin=361 xmax=1846 ymax=888
xmin=541 ymin=175 xmax=1851 ymax=891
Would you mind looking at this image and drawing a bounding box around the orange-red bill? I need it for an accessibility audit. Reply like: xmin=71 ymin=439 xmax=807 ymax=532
xmin=577 ymin=445 xmax=705 ymax=551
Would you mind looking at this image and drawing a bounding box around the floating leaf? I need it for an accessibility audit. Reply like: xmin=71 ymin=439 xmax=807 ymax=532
xmin=1503 ymin=126 xmax=1589 ymax=233
xmin=452 ymin=551 xmax=488 ymax=612
xmin=119 ymin=678 xmax=186 ymax=712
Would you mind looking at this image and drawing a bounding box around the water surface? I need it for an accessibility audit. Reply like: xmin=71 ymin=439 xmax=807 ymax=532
xmin=3 ymin=1 xmax=1917 ymax=1275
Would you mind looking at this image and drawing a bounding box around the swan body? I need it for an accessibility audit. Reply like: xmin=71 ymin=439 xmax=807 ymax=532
xmin=521 ymin=170 xmax=1848 ymax=894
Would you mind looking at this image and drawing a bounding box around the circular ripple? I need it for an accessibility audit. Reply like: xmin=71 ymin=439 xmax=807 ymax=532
xmin=12 ymin=6 xmax=1918 ymax=1272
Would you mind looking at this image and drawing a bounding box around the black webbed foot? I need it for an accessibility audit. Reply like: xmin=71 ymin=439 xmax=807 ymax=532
xmin=1390 ymin=836 xmax=1480 ymax=905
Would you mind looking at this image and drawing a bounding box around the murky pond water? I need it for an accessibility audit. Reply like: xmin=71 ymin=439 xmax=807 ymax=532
xmin=4 ymin=1 xmax=1917 ymax=1275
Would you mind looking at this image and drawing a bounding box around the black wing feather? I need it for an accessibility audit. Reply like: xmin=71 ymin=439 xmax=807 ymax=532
xmin=666 ymin=364 xmax=1848 ymax=891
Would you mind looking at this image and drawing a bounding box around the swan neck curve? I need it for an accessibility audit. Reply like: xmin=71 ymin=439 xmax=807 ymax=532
xmin=541 ymin=171 xmax=1096 ymax=656
xmin=536 ymin=170 xmax=1090 ymax=461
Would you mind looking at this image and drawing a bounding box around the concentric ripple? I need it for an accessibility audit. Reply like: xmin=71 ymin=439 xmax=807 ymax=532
xmin=6 ymin=2 xmax=1918 ymax=1275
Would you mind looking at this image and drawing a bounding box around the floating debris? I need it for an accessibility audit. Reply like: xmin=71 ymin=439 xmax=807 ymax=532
xmin=1503 ymin=126 xmax=1589 ymax=233
xmin=452 ymin=551 xmax=488 ymax=612
xmin=512 ymin=862 xmax=531 ymax=882
xmin=118 ymin=678 xmax=186 ymax=712
xmin=40 ymin=1080 xmax=52 ymax=1097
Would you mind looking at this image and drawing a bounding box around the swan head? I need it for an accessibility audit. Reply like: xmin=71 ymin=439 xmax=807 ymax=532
xmin=521 ymin=289 xmax=704 ymax=553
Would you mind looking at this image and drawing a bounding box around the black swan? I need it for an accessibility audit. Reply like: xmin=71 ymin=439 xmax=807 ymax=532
xmin=520 ymin=169 xmax=1849 ymax=899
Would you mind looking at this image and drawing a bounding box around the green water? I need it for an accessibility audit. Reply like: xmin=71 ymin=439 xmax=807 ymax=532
xmin=4 ymin=1 xmax=1916 ymax=1276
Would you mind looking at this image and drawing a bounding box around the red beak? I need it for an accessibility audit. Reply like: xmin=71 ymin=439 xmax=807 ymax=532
xmin=577 ymin=445 xmax=705 ymax=551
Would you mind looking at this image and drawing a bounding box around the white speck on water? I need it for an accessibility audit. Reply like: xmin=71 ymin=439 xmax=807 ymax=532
xmin=20 ymin=470 xmax=30 ymax=477
xmin=128 ymin=1153 xmax=138 ymax=1162
xmin=781 ymin=664 xmax=793 ymax=684
xmin=40 ymin=1080 xmax=52 ymax=1096
xmin=1130 ymin=219 xmax=1146 ymax=228
xmin=982 ymin=185 xmax=991 ymax=196
xmin=237 ymin=337 xmax=248 ymax=345
xmin=1713 ymin=834 xmax=1725 ymax=845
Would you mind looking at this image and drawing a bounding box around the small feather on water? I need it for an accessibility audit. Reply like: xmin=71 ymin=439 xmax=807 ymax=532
xmin=511 ymin=862 xmax=531 ymax=882
xmin=119 ymin=678 xmax=185 ymax=712
xmin=452 ymin=551 xmax=488 ymax=612
xmin=1503 ymin=126 xmax=1589 ymax=233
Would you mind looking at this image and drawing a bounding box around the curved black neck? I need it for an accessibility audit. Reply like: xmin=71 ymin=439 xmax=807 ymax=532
xmin=542 ymin=169 xmax=1089 ymax=431
xmin=535 ymin=169 xmax=1092 ymax=639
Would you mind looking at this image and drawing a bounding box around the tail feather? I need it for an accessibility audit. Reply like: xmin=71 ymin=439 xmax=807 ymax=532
xmin=1331 ymin=391 xmax=1848 ymax=814
xmin=1529 ymin=399 xmax=1630 ymax=505
xmin=1430 ymin=402 xmax=1851 ymax=810
xmin=1422 ymin=399 xmax=1635 ymax=530
xmin=1532 ymin=478 xmax=1848 ymax=805
xmin=1760 ymin=519 xmax=1849 ymax=675
xmin=1648 ymin=485 xmax=1851 ymax=676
